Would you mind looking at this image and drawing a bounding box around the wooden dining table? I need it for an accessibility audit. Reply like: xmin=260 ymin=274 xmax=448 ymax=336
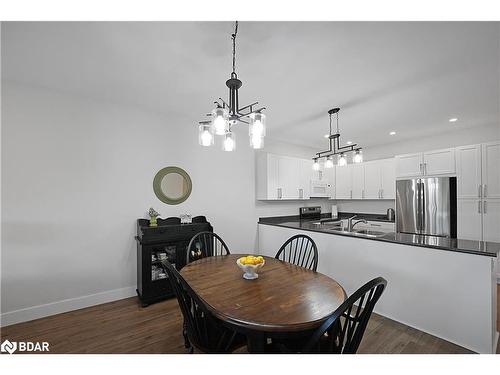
xmin=180 ymin=254 xmax=347 ymax=353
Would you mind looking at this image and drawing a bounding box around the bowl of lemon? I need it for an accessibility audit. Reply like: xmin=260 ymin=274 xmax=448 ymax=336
xmin=236 ymin=255 xmax=265 ymax=280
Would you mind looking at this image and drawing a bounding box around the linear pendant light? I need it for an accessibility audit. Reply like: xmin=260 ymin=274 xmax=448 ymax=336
xmin=312 ymin=108 xmax=363 ymax=169
xmin=198 ymin=21 xmax=267 ymax=151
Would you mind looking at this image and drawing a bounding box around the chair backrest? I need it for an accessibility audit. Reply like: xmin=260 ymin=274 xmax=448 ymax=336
xmin=186 ymin=231 xmax=230 ymax=264
xmin=162 ymin=261 xmax=238 ymax=353
xmin=275 ymin=234 xmax=318 ymax=271
xmin=303 ymin=277 xmax=387 ymax=354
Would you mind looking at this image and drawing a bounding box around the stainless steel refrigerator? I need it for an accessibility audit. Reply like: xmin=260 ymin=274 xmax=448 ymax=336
xmin=396 ymin=177 xmax=456 ymax=238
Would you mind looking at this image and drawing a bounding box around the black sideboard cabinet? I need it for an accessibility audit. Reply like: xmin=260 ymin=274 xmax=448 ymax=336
xmin=135 ymin=216 xmax=212 ymax=306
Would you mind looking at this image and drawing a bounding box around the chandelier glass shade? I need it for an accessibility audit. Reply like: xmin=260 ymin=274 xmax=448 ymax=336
xmin=312 ymin=108 xmax=363 ymax=169
xmin=198 ymin=21 xmax=266 ymax=151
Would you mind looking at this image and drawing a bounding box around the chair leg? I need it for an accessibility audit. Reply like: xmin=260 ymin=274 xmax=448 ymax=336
xmin=188 ymin=346 xmax=194 ymax=354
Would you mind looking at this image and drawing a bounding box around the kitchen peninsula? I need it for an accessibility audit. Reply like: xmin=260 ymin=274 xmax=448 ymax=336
xmin=258 ymin=214 xmax=499 ymax=353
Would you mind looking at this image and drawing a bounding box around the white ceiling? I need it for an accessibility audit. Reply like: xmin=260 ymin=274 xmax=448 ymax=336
xmin=2 ymin=21 xmax=499 ymax=148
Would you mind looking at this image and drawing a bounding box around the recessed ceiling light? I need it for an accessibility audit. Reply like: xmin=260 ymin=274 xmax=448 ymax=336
xmin=324 ymin=134 xmax=330 ymax=138
xmin=449 ymin=118 xmax=458 ymax=123
xmin=346 ymin=141 xmax=352 ymax=145
xmin=389 ymin=131 xmax=396 ymax=135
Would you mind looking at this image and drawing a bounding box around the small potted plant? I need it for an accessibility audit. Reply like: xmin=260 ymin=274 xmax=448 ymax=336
xmin=148 ymin=207 xmax=160 ymax=227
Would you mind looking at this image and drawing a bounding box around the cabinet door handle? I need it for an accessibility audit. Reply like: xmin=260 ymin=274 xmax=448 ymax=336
xmin=482 ymin=184 xmax=487 ymax=198
xmin=299 ymin=188 xmax=303 ymax=199
xmin=419 ymin=163 xmax=422 ymax=174
xmin=478 ymin=184 xmax=482 ymax=198
xmin=483 ymin=201 xmax=487 ymax=214
xmin=380 ymin=189 xmax=384 ymax=199
xmin=478 ymin=201 xmax=482 ymax=214
xmin=424 ymin=162 xmax=427 ymax=175
xmin=350 ymin=190 xmax=352 ymax=199
xmin=277 ymin=188 xmax=282 ymax=199
xmin=362 ymin=189 xmax=365 ymax=199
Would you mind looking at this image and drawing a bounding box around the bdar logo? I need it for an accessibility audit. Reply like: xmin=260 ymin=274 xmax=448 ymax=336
xmin=1 ymin=340 xmax=17 ymax=354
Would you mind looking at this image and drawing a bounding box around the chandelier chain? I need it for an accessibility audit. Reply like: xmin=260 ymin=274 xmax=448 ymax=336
xmin=232 ymin=21 xmax=238 ymax=74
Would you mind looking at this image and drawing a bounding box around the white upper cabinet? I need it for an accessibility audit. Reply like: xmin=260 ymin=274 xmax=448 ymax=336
xmin=333 ymin=158 xmax=396 ymax=200
xmin=279 ymin=156 xmax=300 ymax=199
xmin=481 ymin=141 xmax=500 ymax=199
xmin=335 ymin=165 xmax=352 ymax=199
xmin=380 ymin=158 xmax=396 ymax=199
xmin=298 ymin=159 xmax=312 ymax=199
xmin=351 ymin=164 xmax=365 ymax=199
xmin=256 ymin=153 xmax=312 ymax=200
xmin=364 ymin=161 xmax=381 ymax=199
xmin=396 ymin=148 xmax=455 ymax=178
xmin=456 ymin=144 xmax=482 ymax=199
xmin=423 ymin=148 xmax=456 ymax=176
xmin=395 ymin=153 xmax=423 ymax=178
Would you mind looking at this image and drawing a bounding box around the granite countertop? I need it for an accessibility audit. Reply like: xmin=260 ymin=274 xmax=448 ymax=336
xmin=258 ymin=214 xmax=500 ymax=258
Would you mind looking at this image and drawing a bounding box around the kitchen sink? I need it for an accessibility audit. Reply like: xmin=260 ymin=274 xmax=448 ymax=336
xmin=354 ymin=229 xmax=387 ymax=238
xmin=325 ymin=227 xmax=387 ymax=238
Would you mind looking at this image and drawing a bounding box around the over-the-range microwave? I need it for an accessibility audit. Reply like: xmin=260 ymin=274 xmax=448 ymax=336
xmin=310 ymin=180 xmax=332 ymax=197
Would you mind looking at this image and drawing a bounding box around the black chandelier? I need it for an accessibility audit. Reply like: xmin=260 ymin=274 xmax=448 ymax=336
xmin=198 ymin=21 xmax=266 ymax=151
xmin=312 ymin=108 xmax=363 ymax=170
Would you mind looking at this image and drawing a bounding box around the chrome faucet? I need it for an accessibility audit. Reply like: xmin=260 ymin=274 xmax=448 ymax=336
xmin=347 ymin=215 xmax=368 ymax=232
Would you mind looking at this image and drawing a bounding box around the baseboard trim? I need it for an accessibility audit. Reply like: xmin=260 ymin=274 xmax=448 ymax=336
xmin=0 ymin=286 xmax=137 ymax=327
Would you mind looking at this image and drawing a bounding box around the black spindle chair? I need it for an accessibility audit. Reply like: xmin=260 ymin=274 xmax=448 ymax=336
xmin=162 ymin=261 xmax=246 ymax=353
xmin=275 ymin=234 xmax=318 ymax=271
xmin=186 ymin=231 xmax=230 ymax=265
xmin=273 ymin=277 xmax=387 ymax=354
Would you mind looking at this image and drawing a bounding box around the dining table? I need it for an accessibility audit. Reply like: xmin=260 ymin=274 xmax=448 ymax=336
xmin=180 ymin=254 xmax=347 ymax=353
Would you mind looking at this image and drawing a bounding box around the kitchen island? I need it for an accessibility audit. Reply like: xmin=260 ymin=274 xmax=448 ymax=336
xmin=258 ymin=215 xmax=499 ymax=353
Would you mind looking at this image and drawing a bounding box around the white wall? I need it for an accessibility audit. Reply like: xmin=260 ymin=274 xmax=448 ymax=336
xmin=0 ymin=82 xmax=331 ymax=324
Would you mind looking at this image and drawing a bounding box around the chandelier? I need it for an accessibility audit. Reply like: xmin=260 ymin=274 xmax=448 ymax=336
xmin=312 ymin=108 xmax=363 ymax=170
xmin=198 ymin=21 xmax=266 ymax=151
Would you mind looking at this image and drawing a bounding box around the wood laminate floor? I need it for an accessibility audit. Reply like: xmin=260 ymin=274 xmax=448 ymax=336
xmin=3 ymin=286 xmax=499 ymax=354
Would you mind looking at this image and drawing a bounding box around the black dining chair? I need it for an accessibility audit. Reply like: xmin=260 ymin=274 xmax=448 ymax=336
xmin=162 ymin=261 xmax=246 ymax=353
xmin=275 ymin=234 xmax=318 ymax=271
xmin=270 ymin=277 xmax=387 ymax=354
xmin=186 ymin=231 xmax=230 ymax=265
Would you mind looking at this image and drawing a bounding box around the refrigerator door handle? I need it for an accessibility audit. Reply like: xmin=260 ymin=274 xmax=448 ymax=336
xmin=421 ymin=181 xmax=426 ymax=231
xmin=416 ymin=181 xmax=422 ymax=232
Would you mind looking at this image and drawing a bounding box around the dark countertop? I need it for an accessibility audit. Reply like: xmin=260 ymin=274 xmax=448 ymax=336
xmin=258 ymin=214 xmax=500 ymax=258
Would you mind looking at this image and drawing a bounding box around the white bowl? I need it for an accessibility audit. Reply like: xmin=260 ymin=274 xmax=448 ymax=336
xmin=236 ymin=257 xmax=265 ymax=280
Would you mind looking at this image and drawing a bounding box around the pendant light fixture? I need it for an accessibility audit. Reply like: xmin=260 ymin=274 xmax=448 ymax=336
xmin=312 ymin=108 xmax=363 ymax=168
xmin=198 ymin=21 xmax=266 ymax=151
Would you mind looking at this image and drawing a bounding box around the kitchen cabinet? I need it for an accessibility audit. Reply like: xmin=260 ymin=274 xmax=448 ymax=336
xmin=482 ymin=200 xmax=500 ymax=243
xmin=456 ymin=144 xmax=482 ymax=199
xmin=396 ymin=148 xmax=455 ymax=178
xmin=279 ymin=156 xmax=300 ymax=199
xmin=423 ymin=149 xmax=456 ymax=175
xmin=456 ymin=141 xmax=500 ymax=242
xmin=364 ymin=161 xmax=381 ymax=199
xmin=364 ymin=158 xmax=396 ymax=199
xmin=298 ymin=159 xmax=312 ymax=199
xmin=395 ymin=153 xmax=423 ymax=178
xmin=334 ymin=158 xmax=396 ymax=200
xmin=256 ymin=153 xmax=311 ymax=200
xmin=335 ymin=165 xmax=352 ymax=199
xmin=457 ymin=199 xmax=483 ymax=241
xmin=380 ymin=158 xmax=396 ymax=199
xmin=351 ymin=164 xmax=364 ymax=199
xmin=481 ymin=141 xmax=500 ymax=199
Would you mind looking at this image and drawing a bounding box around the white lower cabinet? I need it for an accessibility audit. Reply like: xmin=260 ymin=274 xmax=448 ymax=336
xmin=482 ymin=200 xmax=500 ymax=243
xmin=457 ymin=199 xmax=483 ymax=241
